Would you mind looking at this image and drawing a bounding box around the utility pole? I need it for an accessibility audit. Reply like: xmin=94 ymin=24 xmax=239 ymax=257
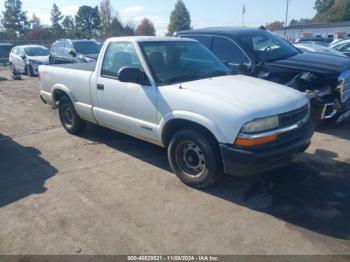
xmin=242 ymin=4 xmax=246 ymax=27
xmin=284 ymin=0 xmax=290 ymax=38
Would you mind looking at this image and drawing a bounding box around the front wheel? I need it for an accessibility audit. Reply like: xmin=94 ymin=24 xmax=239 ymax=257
xmin=58 ymin=96 xmax=86 ymax=135
xmin=168 ymin=129 xmax=223 ymax=188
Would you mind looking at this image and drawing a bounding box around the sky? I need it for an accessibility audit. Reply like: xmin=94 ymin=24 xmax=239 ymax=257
xmin=0 ymin=0 xmax=317 ymax=35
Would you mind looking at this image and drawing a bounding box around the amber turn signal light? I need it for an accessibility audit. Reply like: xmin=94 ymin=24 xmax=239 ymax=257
xmin=235 ymin=135 xmax=278 ymax=147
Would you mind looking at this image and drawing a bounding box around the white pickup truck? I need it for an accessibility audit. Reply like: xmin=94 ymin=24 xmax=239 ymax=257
xmin=39 ymin=37 xmax=315 ymax=188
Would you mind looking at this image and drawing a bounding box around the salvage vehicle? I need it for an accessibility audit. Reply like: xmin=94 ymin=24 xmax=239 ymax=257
xmin=39 ymin=37 xmax=314 ymax=188
xmin=9 ymin=45 xmax=49 ymax=76
xmin=330 ymin=39 xmax=350 ymax=57
xmin=294 ymin=43 xmax=347 ymax=57
xmin=177 ymin=27 xmax=350 ymax=123
xmin=49 ymin=39 xmax=101 ymax=64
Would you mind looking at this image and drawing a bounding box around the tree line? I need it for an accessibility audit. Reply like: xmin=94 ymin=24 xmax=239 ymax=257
xmin=266 ymin=0 xmax=350 ymax=31
xmin=0 ymin=0 xmax=192 ymax=41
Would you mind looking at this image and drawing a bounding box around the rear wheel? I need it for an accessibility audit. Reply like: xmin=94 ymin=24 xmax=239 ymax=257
xmin=10 ymin=63 xmax=16 ymax=74
xmin=58 ymin=96 xmax=86 ymax=135
xmin=168 ymin=129 xmax=223 ymax=188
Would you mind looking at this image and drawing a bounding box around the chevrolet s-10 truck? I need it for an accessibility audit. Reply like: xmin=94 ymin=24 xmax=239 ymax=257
xmin=39 ymin=37 xmax=315 ymax=188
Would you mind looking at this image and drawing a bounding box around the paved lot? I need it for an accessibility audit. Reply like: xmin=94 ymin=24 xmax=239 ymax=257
xmin=0 ymin=66 xmax=350 ymax=255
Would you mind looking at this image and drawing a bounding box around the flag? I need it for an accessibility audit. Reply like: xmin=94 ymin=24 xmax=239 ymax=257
xmin=242 ymin=4 xmax=246 ymax=15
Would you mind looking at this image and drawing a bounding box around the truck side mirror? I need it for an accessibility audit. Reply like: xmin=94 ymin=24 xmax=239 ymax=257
xmin=118 ymin=67 xmax=149 ymax=85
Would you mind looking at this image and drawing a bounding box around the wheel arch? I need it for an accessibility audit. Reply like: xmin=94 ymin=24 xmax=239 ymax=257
xmin=160 ymin=112 xmax=228 ymax=147
xmin=51 ymin=85 xmax=76 ymax=106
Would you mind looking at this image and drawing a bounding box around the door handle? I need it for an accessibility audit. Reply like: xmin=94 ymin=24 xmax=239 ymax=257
xmin=97 ymin=84 xmax=104 ymax=91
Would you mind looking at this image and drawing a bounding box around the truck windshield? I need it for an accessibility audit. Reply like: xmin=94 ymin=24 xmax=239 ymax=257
xmin=237 ymin=31 xmax=299 ymax=63
xmin=140 ymin=41 xmax=230 ymax=85
xmin=73 ymin=41 xmax=101 ymax=54
xmin=24 ymin=47 xmax=49 ymax=56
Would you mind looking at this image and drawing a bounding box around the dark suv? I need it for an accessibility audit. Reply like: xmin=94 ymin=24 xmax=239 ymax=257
xmin=49 ymin=39 xmax=101 ymax=64
xmin=177 ymin=27 xmax=350 ymax=123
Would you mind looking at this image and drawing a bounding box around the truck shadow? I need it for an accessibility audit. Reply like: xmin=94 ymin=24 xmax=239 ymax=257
xmin=81 ymin=124 xmax=350 ymax=240
xmin=0 ymin=133 xmax=57 ymax=208
xmin=204 ymin=153 xmax=350 ymax=240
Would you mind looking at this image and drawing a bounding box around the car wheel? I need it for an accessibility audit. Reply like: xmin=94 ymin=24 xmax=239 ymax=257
xmin=58 ymin=96 xmax=86 ymax=135
xmin=168 ymin=129 xmax=223 ymax=188
xmin=10 ymin=63 xmax=14 ymax=73
xmin=25 ymin=65 xmax=34 ymax=77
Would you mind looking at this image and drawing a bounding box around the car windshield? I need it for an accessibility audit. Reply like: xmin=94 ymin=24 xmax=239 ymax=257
xmin=73 ymin=41 xmax=101 ymax=54
xmin=237 ymin=30 xmax=299 ymax=62
xmin=24 ymin=47 xmax=49 ymax=56
xmin=140 ymin=41 xmax=230 ymax=86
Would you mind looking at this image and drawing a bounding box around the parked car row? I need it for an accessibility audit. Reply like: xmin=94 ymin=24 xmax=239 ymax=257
xmin=8 ymin=39 xmax=101 ymax=77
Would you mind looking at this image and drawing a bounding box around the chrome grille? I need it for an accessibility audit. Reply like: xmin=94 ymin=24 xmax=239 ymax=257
xmin=279 ymin=104 xmax=309 ymax=128
xmin=337 ymin=71 xmax=350 ymax=104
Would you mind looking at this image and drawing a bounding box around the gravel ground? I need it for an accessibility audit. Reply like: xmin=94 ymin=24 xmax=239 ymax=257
xmin=0 ymin=66 xmax=350 ymax=255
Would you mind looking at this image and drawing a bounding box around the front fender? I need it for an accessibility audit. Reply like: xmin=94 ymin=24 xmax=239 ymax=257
xmin=159 ymin=111 xmax=229 ymax=144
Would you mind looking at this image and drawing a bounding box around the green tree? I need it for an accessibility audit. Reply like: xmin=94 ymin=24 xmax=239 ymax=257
xmin=265 ymin=21 xmax=284 ymax=31
xmin=167 ymin=0 xmax=191 ymax=36
xmin=75 ymin=6 xmax=101 ymax=39
xmin=109 ymin=16 xmax=124 ymax=36
xmin=289 ymin=19 xmax=298 ymax=26
xmin=314 ymin=0 xmax=350 ymax=22
xmin=62 ymin=15 xmax=75 ymax=38
xmin=1 ymin=0 xmax=29 ymax=39
xmin=100 ymin=0 xmax=113 ymax=36
xmin=135 ymin=18 xmax=156 ymax=36
xmin=122 ymin=25 xmax=135 ymax=36
xmin=29 ymin=14 xmax=41 ymax=29
xmin=315 ymin=0 xmax=335 ymax=13
xmin=51 ymin=3 xmax=64 ymax=38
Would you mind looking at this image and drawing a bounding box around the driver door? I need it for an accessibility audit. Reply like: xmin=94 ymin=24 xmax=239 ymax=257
xmin=94 ymin=42 xmax=158 ymax=142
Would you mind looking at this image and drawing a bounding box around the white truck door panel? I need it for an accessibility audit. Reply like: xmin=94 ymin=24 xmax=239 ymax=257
xmin=93 ymin=42 xmax=157 ymax=141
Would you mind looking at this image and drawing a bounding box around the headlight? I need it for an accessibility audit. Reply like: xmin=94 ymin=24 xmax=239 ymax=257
xmin=30 ymin=60 xmax=41 ymax=65
xmin=241 ymin=115 xmax=279 ymax=133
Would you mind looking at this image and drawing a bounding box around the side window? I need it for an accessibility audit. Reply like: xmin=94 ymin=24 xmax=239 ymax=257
xmin=339 ymin=43 xmax=350 ymax=52
xmin=65 ymin=41 xmax=73 ymax=55
xmin=185 ymin=36 xmax=212 ymax=49
xmin=212 ymin=37 xmax=249 ymax=65
xmin=101 ymin=42 xmax=142 ymax=78
xmin=56 ymin=42 xmax=64 ymax=56
xmin=17 ymin=48 xmax=24 ymax=57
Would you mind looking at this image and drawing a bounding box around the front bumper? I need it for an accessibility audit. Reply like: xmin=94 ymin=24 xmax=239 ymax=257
xmin=220 ymin=119 xmax=315 ymax=177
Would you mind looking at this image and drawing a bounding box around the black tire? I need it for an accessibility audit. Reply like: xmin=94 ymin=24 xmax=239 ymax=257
xmin=25 ymin=65 xmax=34 ymax=77
xmin=10 ymin=63 xmax=15 ymax=74
xmin=168 ymin=129 xmax=223 ymax=188
xmin=58 ymin=96 xmax=86 ymax=135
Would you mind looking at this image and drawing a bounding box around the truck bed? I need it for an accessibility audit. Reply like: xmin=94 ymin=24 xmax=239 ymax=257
xmin=53 ymin=62 xmax=96 ymax=72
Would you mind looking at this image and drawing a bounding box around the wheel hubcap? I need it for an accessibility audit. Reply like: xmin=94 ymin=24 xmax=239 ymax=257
xmin=176 ymin=141 xmax=206 ymax=178
xmin=62 ymin=105 xmax=74 ymax=128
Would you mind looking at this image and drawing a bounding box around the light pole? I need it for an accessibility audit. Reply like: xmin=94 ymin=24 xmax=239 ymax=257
xmin=284 ymin=0 xmax=290 ymax=38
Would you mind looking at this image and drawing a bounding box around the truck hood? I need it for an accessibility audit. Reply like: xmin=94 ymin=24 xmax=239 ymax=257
xmin=267 ymin=52 xmax=350 ymax=75
xmin=178 ymin=74 xmax=308 ymax=118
